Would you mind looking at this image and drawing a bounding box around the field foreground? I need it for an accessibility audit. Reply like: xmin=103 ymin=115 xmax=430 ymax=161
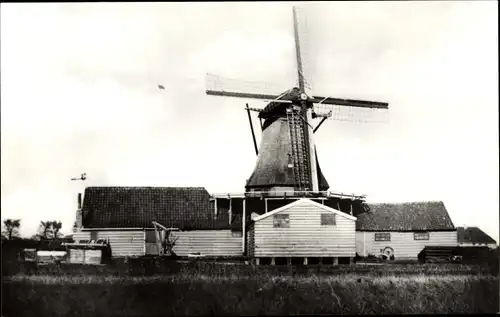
xmin=3 ymin=262 xmax=499 ymax=316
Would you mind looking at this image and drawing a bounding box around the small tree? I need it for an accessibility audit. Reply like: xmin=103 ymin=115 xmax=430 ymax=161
xmin=52 ymin=221 xmax=62 ymax=239
xmin=35 ymin=220 xmax=64 ymax=240
xmin=2 ymin=219 xmax=21 ymax=240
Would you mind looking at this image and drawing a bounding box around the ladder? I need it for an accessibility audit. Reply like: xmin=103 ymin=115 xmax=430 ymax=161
xmin=286 ymin=107 xmax=311 ymax=191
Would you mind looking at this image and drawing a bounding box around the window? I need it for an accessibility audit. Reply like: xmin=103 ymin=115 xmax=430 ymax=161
xmin=321 ymin=213 xmax=336 ymax=226
xmin=414 ymin=232 xmax=430 ymax=240
xmin=374 ymin=232 xmax=391 ymax=241
xmin=273 ymin=214 xmax=290 ymax=228
xmin=90 ymin=231 xmax=98 ymax=241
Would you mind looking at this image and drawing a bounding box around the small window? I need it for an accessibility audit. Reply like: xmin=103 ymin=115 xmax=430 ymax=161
xmin=273 ymin=214 xmax=290 ymax=228
xmin=374 ymin=232 xmax=391 ymax=241
xmin=90 ymin=231 xmax=98 ymax=241
xmin=231 ymin=231 xmax=242 ymax=237
xmin=414 ymin=232 xmax=429 ymax=240
xmin=321 ymin=213 xmax=336 ymax=226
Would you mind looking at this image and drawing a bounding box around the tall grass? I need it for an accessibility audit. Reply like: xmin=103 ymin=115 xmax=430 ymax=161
xmin=4 ymin=259 xmax=498 ymax=277
xmin=3 ymin=267 xmax=498 ymax=316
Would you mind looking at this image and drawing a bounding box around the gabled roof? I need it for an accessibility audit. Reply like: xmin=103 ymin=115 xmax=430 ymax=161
xmin=457 ymin=227 xmax=496 ymax=244
xmin=82 ymin=187 xmax=239 ymax=230
xmin=356 ymin=201 xmax=455 ymax=231
xmin=252 ymin=198 xmax=357 ymax=222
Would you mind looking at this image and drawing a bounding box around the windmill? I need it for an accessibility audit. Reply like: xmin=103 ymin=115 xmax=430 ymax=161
xmin=206 ymin=6 xmax=389 ymax=196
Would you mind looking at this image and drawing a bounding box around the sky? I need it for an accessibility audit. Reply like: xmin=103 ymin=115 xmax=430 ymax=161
xmin=1 ymin=2 xmax=498 ymax=241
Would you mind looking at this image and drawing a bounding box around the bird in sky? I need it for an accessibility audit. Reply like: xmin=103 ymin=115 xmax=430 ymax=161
xmin=157 ymin=85 xmax=165 ymax=90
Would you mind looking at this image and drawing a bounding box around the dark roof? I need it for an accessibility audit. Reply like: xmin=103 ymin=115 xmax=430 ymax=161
xmin=259 ymin=88 xmax=301 ymax=119
xmin=356 ymin=201 xmax=455 ymax=231
xmin=82 ymin=187 xmax=238 ymax=230
xmin=457 ymin=227 xmax=496 ymax=244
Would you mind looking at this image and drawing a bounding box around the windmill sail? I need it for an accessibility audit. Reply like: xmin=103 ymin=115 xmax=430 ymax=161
xmin=205 ymin=5 xmax=389 ymax=195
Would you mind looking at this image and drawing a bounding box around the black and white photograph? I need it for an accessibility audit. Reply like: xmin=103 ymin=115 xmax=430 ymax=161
xmin=1 ymin=1 xmax=498 ymax=316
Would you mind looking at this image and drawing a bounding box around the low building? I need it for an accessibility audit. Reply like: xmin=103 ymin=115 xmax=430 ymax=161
xmin=73 ymin=187 xmax=460 ymax=262
xmin=247 ymin=198 xmax=357 ymax=265
xmin=457 ymin=226 xmax=497 ymax=249
xmin=355 ymin=201 xmax=457 ymax=260
xmin=73 ymin=187 xmax=243 ymax=257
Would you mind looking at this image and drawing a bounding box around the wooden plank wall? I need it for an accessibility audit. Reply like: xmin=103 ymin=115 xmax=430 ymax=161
xmin=355 ymin=231 xmax=458 ymax=259
xmin=68 ymin=249 xmax=102 ymax=264
xmin=73 ymin=231 xmax=145 ymax=257
xmin=253 ymin=201 xmax=356 ymax=257
xmin=169 ymin=230 xmax=242 ymax=257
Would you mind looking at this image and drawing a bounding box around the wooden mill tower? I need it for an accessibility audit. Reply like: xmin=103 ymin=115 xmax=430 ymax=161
xmin=206 ymin=6 xmax=389 ymax=198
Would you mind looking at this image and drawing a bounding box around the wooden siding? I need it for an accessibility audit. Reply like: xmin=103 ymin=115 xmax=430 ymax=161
xmin=68 ymin=249 xmax=102 ymax=264
xmin=169 ymin=230 xmax=242 ymax=257
xmin=253 ymin=201 xmax=356 ymax=257
xmin=73 ymin=230 xmax=145 ymax=257
xmin=355 ymin=231 xmax=458 ymax=259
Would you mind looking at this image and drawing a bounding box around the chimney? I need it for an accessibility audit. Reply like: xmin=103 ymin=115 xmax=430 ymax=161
xmin=77 ymin=193 xmax=82 ymax=209
xmin=74 ymin=193 xmax=83 ymax=231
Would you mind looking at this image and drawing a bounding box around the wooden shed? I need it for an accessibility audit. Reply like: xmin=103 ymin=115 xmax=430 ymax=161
xmin=247 ymin=198 xmax=357 ymax=265
xmin=355 ymin=201 xmax=457 ymax=260
xmin=73 ymin=187 xmax=243 ymax=258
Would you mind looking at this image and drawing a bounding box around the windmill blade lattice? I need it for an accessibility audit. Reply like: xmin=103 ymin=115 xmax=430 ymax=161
xmin=315 ymin=103 xmax=389 ymax=124
xmin=206 ymin=73 xmax=290 ymax=97
xmin=293 ymin=6 xmax=315 ymax=96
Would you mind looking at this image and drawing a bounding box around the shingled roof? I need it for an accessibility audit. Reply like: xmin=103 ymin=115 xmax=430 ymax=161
xmin=457 ymin=227 xmax=496 ymax=244
xmin=81 ymin=187 xmax=239 ymax=230
xmin=356 ymin=201 xmax=455 ymax=231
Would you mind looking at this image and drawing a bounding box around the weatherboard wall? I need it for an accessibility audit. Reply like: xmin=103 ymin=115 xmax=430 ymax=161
xmin=75 ymin=229 xmax=242 ymax=257
xmin=355 ymin=231 xmax=458 ymax=259
xmin=167 ymin=230 xmax=242 ymax=257
xmin=73 ymin=230 xmax=146 ymax=257
xmin=252 ymin=200 xmax=357 ymax=258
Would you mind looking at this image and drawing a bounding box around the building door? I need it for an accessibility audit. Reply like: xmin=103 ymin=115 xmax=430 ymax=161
xmin=90 ymin=231 xmax=98 ymax=242
xmin=145 ymin=230 xmax=158 ymax=255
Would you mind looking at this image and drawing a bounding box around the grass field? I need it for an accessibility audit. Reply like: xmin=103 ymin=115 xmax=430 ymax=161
xmin=2 ymin=261 xmax=499 ymax=316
